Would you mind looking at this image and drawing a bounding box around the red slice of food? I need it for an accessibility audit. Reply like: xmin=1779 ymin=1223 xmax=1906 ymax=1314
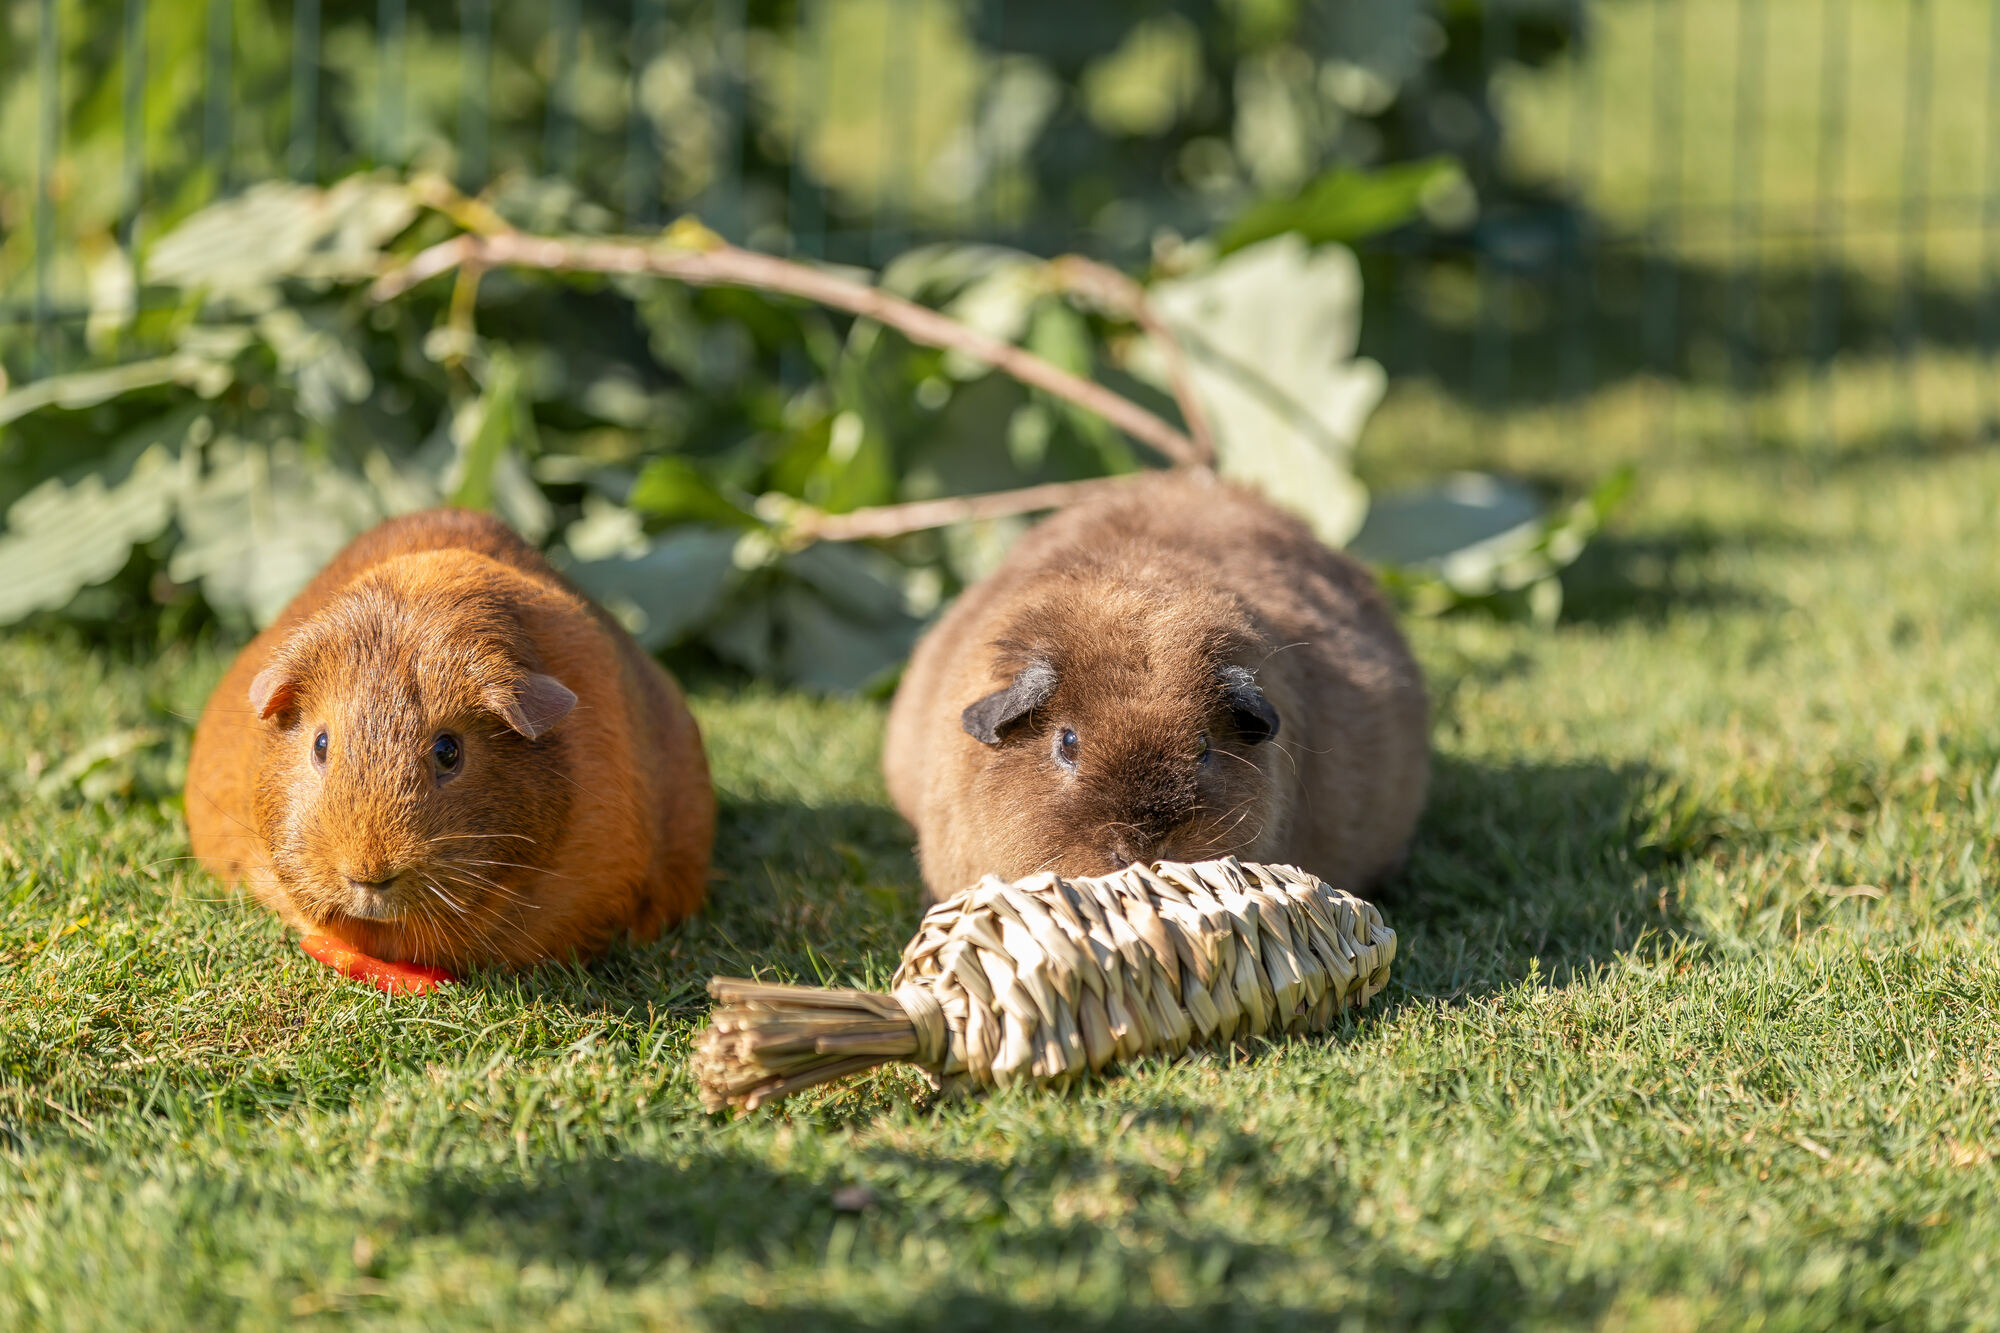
xmin=300 ymin=934 xmax=456 ymax=995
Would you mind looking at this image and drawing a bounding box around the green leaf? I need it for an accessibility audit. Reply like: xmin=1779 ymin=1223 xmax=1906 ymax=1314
xmin=936 ymin=258 xmax=1046 ymax=378
xmin=1025 ymin=300 xmax=1127 ymax=470
xmin=774 ymin=585 xmax=916 ymax=694
xmin=1148 ymin=235 xmax=1379 ymax=546
xmin=1348 ymin=472 xmax=1546 ymax=569
xmin=880 ymin=244 xmax=1037 ymax=305
xmin=1216 ymin=157 xmax=1464 ymax=255
xmin=784 ymin=541 xmax=915 ymax=626
xmin=34 ymin=728 xmax=167 ymax=804
xmin=145 ymin=175 xmax=418 ymax=303
xmin=441 ymin=352 xmax=551 ymax=542
xmin=628 ymin=457 xmax=761 ymax=530
xmin=0 ymin=354 xmax=231 ymax=428
xmin=0 ymin=425 xmax=196 ymax=624
xmin=559 ymin=526 xmax=742 ymax=652
xmin=170 ymin=437 xmax=394 ymax=625
xmin=447 ymin=354 xmax=525 ymax=513
xmin=1362 ymin=468 xmax=1636 ymax=625
xmin=706 ymin=593 xmax=778 ymax=678
xmin=254 ymin=307 xmax=373 ymax=423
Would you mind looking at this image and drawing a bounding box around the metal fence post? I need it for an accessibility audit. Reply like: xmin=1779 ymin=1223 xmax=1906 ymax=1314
xmin=1730 ymin=0 xmax=1766 ymax=447
xmin=1812 ymin=0 xmax=1849 ymax=453
xmin=460 ymin=0 xmax=492 ymax=190
xmin=546 ymin=0 xmax=580 ymax=181
xmin=624 ymin=0 xmax=662 ymax=225
xmin=377 ymin=0 xmax=406 ymax=166
xmin=291 ymin=0 xmax=322 ymax=180
xmin=1475 ymin=0 xmax=1515 ymax=411
xmin=121 ymin=0 xmax=147 ymax=255
xmin=34 ymin=0 xmax=59 ymax=373
xmin=711 ymin=0 xmax=747 ymax=239
xmin=1647 ymin=0 xmax=1685 ymax=447
xmin=790 ymin=0 xmax=828 ymax=260
xmin=1897 ymin=0 xmax=1933 ymax=443
xmin=1562 ymin=0 xmax=1598 ymax=408
xmin=204 ymin=0 xmax=233 ymax=189
xmin=1985 ymin=0 xmax=2000 ymax=439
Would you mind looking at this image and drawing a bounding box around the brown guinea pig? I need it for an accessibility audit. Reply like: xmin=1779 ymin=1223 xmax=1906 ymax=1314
xmin=883 ymin=470 xmax=1428 ymax=903
xmin=184 ymin=507 xmax=714 ymax=969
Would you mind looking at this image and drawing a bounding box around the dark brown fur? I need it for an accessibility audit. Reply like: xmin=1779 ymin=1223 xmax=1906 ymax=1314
xmin=185 ymin=508 xmax=714 ymax=968
xmin=884 ymin=471 xmax=1428 ymax=902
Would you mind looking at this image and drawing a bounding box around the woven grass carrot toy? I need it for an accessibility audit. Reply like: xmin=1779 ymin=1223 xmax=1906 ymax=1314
xmin=694 ymin=858 xmax=1396 ymax=1111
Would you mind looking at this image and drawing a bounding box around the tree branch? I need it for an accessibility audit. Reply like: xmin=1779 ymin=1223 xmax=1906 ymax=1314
xmin=373 ymin=228 xmax=1205 ymax=469
xmin=778 ymin=473 xmax=1173 ymax=544
xmin=1047 ymin=255 xmax=1216 ymax=468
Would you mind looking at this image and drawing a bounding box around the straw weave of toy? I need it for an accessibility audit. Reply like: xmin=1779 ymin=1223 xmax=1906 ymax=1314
xmin=694 ymin=858 xmax=1395 ymax=1111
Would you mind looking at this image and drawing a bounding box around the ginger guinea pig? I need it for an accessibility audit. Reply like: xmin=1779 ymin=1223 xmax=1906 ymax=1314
xmin=185 ymin=508 xmax=714 ymax=968
xmin=883 ymin=470 xmax=1428 ymax=903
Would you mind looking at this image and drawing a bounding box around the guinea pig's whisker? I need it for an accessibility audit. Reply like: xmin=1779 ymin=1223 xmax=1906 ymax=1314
xmin=420 ymin=876 xmax=469 ymax=916
xmin=1213 ymin=747 xmax=1266 ymax=774
xmin=426 ymin=917 xmax=464 ymax=969
xmin=1255 ymin=640 xmax=1311 ymax=668
xmin=437 ymin=863 xmax=531 ymax=893
xmin=182 ymin=783 xmax=262 ymax=838
xmin=436 ymin=867 xmax=542 ymax=910
xmin=1197 ymin=795 xmax=1267 ymax=850
xmin=434 ymin=873 xmax=530 ymax=907
xmin=414 ymin=901 xmax=470 ymax=964
xmin=450 ymin=857 xmax=579 ymax=881
xmin=1212 ymin=809 xmax=1264 ymax=850
xmin=1255 ymin=737 xmax=1304 ymax=781
xmin=455 ymin=900 xmax=527 ymax=960
xmin=408 ymin=911 xmax=436 ymax=962
xmin=1027 ymin=847 xmax=1070 ymax=876
xmin=1278 ymin=733 xmax=1331 ymax=760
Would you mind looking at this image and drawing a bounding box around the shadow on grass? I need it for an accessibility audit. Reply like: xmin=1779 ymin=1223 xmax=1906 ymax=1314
xmin=1381 ymin=752 xmax=1716 ymax=1003
xmin=480 ymin=796 xmax=924 ymax=1018
xmin=1556 ymin=523 xmax=1786 ymax=627
xmin=1359 ymin=230 xmax=2000 ymax=417
xmin=403 ymin=1091 xmax=1616 ymax=1327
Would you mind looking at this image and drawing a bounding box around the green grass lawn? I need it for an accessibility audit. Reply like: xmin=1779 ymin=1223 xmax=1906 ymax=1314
xmin=6 ymin=364 xmax=2000 ymax=1330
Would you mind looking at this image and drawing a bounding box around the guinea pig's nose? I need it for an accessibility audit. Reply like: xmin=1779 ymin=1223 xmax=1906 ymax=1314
xmin=346 ymin=873 xmax=397 ymax=894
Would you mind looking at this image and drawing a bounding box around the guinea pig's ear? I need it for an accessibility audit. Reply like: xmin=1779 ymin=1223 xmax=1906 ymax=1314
xmin=1219 ymin=665 xmax=1281 ymax=745
xmin=248 ymin=665 xmax=295 ymax=720
xmin=488 ymin=673 xmax=578 ymax=740
xmin=961 ymin=661 xmax=1057 ymax=746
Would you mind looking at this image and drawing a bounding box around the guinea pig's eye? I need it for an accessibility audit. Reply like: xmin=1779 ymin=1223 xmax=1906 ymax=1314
xmin=1054 ymin=726 xmax=1079 ymax=771
xmin=1195 ymin=731 xmax=1212 ymax=767
xmin=430 ymin=732 xmax=463 ymax=778
xmin=311 ymin=729 xmax=329 ymax=769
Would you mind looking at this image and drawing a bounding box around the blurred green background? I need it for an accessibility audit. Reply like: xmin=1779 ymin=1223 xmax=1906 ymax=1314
xmin=0 ymin=0 xmax=1990 ymax=685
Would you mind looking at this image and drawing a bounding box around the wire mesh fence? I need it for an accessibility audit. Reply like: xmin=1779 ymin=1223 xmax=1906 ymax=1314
xmin=6 ymin=0 xmax=2000 ymax=447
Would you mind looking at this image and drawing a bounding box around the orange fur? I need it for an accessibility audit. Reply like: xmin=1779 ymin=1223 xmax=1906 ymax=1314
xmin=884 ymin=471 xmax=1429 ymax=903
xmin=185 ymin=508 xmax=714 ymax=967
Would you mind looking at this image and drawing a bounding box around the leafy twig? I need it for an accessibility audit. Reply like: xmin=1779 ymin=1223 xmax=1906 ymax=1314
xmin=371 ymin=217 xmax=1205 ymax=470
xmin=406 ymin=173 xmax=516 ymax=238
xmin=1047 ymin=255 xmax=1216 ymax=467
xmin=773 ymin=474 xmax=1173 ymax=544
